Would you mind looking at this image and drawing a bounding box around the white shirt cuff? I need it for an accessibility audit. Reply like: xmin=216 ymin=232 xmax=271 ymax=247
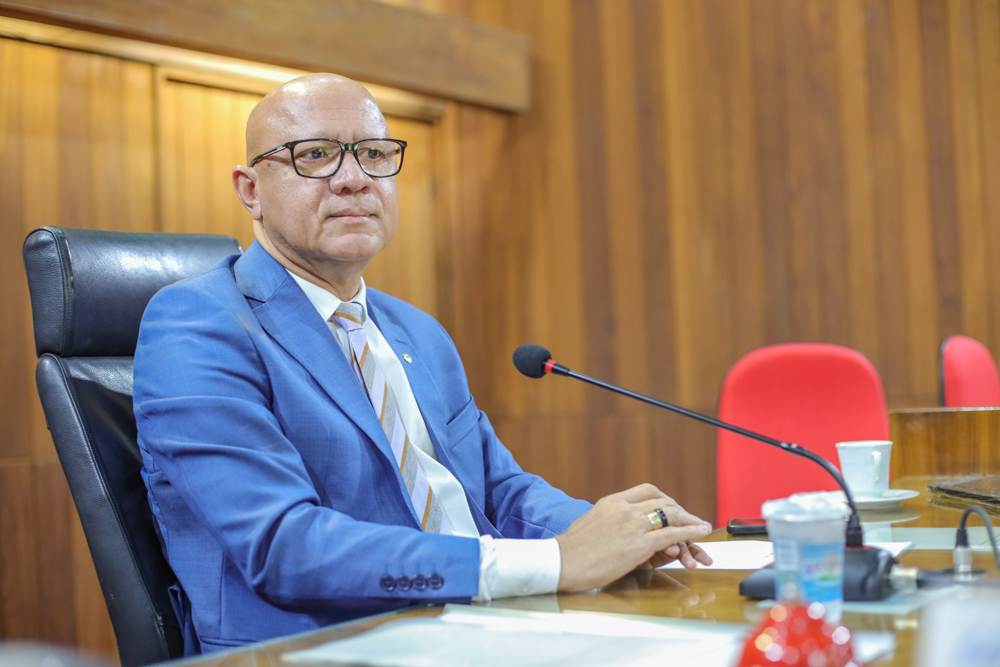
xmin=473 ymin=535 xmax=561 ymax=602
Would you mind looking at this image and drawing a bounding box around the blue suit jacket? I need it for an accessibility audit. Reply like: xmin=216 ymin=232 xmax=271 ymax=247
xmin=133 ymin=241 xmax=590 ymax=652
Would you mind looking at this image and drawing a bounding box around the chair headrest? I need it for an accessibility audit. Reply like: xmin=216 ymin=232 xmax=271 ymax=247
xmin=24 ymin=226 xmax=242 ymax=357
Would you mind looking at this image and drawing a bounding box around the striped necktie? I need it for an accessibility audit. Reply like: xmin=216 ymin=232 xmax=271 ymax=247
xmin=331 ymin=302 xmax=452 ymax=535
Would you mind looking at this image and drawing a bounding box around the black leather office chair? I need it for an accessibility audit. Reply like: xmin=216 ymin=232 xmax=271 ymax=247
xmin=23 ymin=226 xmax=242 ymax=667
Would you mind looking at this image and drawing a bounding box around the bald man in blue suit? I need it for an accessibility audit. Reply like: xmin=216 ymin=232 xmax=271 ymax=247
xmin=134 ymin=73 xmax=712 ymax=654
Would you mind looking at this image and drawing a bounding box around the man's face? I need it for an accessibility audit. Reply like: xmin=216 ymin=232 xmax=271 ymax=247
xmin=246 ymin=83 xmax=399 ymax=279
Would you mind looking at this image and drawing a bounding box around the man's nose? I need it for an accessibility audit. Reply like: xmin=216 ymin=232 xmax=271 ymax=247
xmin=328 ymin=151 xmax=371 ymax=192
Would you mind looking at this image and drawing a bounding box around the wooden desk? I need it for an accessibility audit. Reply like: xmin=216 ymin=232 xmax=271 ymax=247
xmin=890 ymin=407 xmax=1000 ymax=476
xmin=177 ymin=477 xmax=997 ymax=667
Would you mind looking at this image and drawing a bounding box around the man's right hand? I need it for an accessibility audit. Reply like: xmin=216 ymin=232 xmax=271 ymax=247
xmin=555 ymin=483 xmax=713 ymax=593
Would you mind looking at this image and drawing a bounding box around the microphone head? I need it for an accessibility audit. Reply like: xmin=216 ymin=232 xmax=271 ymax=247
xmin=513 ymin=344 xmax=552 ymax=378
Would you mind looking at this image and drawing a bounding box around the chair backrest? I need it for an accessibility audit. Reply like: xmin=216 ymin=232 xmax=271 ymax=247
xmin=715 ymin=343 xmax=889 ymax=526
xmin=939 ymin=335 xmax=1000 ymax=407
xmin=23 ymin=226 xmax=242 ymax=667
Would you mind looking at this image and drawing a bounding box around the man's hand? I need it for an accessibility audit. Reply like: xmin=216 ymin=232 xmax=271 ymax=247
xmin=647 ymin=540 xmax=712 ymax=570
xmin=556 ymin=484 xmax=713 ymax=593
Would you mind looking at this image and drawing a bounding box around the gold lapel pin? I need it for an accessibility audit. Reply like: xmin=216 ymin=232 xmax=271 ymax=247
xmin=402 ymin=353 xmax=413 ymax=363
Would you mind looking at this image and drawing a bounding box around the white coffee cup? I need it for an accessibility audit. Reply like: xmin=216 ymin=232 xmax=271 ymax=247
xmin=835 ymin=440 xmax=893 ymax=499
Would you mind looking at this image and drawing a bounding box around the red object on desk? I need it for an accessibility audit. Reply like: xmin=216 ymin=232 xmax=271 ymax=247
xmin=735 ymin=603 xmax=859 ymax=667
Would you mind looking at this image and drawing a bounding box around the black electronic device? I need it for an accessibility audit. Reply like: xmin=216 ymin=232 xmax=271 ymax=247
xmin=727 ymin=518 xmax=769 ymax=537
xmin=739 ymin=546 xmax=897 ymax=601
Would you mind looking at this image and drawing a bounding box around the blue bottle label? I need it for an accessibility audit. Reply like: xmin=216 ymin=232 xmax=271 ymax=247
xmin=773 ymin=539 xmax=844 ymax=603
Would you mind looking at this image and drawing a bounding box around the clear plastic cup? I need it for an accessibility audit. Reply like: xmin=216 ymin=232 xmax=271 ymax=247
xmin=762 ymin=492 xmax=850 ymax=621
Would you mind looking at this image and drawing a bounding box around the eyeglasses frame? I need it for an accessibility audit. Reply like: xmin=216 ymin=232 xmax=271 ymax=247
xmin=249 ymin=137 xmax=407 ymax=179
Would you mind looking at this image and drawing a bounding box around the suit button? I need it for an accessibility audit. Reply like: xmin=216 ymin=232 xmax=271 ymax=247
xmin=412 ymin=574 xmax=427 ymax=591
xmin=428 ymin=573 xmax=444 ymax=590
xmin=396 ymin=575 xmax=412 ymax=591
xmin=380 ymin=576 xmax=396 ymax=592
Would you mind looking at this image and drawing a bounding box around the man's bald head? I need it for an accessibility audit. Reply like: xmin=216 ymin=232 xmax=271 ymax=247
xmin=245 ymin=73 xmax=385 ymax=163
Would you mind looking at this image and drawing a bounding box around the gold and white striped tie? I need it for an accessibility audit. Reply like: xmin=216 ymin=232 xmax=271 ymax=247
xmin=331 ymin=302 xmax=451 ymax=534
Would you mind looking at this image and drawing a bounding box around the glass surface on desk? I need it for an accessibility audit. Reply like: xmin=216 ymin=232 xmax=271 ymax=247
xmin=174 ymin=476 xmax=997 ymax=667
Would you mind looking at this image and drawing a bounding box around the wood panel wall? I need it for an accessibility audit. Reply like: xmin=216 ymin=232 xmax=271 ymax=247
xmin=405 ymin=0 xmax=1000 ymax=513
xmin=4 ymin=0 xmax=1000 ymax=660
xmin=0 ymin=38 xmax=153 ymax=657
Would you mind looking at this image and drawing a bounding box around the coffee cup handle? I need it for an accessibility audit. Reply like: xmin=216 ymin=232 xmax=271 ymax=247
xmin=871 ymin=451 xmax=882 ymax=486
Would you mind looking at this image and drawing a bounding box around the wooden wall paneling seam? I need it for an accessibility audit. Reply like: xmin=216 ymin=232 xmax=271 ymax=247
xmin=782 ymin=0 xmax=824 ymax=342
xmin=811 ymin=1 xmax=851 ymax=347
xmin=156 ymin=69 xmax=178 ymax=236
xmin=867 ymin=0 xmax=912 ymax=401
xmin=895 ymin=0 xmax=941 ymax=399
xmin=599 ymin=0 xmax=653 ymax=405
xmin=721 ymin=0 xmax=767 ymax=369
xmin=0 ymin=37 xmax=32 ymax=460
xmin=919 ymin=0 xmax=963 ymax=349
xmin=750 ymin=0 xmax=793 ymax=345
xmin=0 ymin=463 xmax=43 ymax=638
xmin=124 ymin=60 xmax=158 ymax=234
xmin=947 ymin=0 xmax=990 ymax=343
xmin=0 ymin=0 xmax=531 ymax=113
xmin=974 ymin=0 xmax=1000 ymax=352
xmin=441 ymin=105 xmax=489 ymax=406
xmin=535 ymin=0 xmax=587 ymax=416
xmin=571 ymin=0 xmax=616 ymax=413
xmin=429 ymin=102 xmax=457 ymax=338
xmin=693 ymin=0 xmax=736 ymax=400
xmin=661 ymin=0 xmax=702 ymax=408
xmin=367 ymin=115 xmax=442 ymax=317
xmin=631 ymin=0 xmax=676 ymax=404
xmin=33 ymin=461 xmax=76 ymax=645
xmin=837 ymin=0 xmax=885 ymax=368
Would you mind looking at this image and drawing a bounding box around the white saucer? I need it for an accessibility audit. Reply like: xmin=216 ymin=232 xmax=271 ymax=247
xmin=848 ymin=489 xmax=921 ymax=511
xmin=820 ymin=489 xmax=920 ymax=511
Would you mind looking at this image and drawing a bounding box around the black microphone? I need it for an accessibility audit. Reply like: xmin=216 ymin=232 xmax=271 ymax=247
xmin=513 ymin=343 xmax=896 ymax=602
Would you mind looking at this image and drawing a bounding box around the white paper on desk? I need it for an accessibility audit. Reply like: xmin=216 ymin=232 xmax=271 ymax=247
xmin=658 ymin=541 xmax=775 ymax=570
xmin=282 ymin=607 xmax=741 ymax=667
xmin=281 ymin=606 xmax=895 ymax=667
xmin=657 ymin=540 xmax=909 ymax=571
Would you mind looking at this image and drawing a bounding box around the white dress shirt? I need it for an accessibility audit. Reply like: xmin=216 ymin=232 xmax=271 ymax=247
xmin=287 ymin=272 xmax=561 ymax=600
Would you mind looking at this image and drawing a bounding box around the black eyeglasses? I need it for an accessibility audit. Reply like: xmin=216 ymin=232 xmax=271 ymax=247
xmin=250 ymin=138 xmax=407 ymax=179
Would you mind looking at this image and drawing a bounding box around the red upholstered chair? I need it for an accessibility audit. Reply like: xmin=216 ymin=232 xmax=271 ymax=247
xmin=939 ymin=335 xmax=1000 ymax=407
xmin=715 ymin=343 xmax=889 ymax=527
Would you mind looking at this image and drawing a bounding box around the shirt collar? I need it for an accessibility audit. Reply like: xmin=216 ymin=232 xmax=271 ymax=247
xmin=286 ymin=270 xmax=368 ymax=323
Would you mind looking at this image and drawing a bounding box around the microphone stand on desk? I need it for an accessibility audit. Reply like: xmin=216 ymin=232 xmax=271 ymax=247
xmin=512 ymin=344 xmax=897 ymax=602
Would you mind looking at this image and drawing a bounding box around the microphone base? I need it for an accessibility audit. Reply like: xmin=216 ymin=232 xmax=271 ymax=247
xmin=739 ymin=546 xmax=897 ymax=602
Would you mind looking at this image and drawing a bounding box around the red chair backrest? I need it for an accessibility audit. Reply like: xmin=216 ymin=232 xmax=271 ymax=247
xmin=940 ymin=335 xmax=1000 ymax=407
xmin=715 ymin=343 xmax=888 ymax=526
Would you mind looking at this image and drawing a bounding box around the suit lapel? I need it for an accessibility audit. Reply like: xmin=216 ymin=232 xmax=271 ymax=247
xmin=234 ymin=243 xmax=397 ymax=473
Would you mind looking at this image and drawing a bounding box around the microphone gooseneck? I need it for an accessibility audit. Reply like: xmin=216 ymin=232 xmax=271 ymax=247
xmin=511 ymin=343 xmax=865 ymax=548
xmin=512 ymin=343 xmax=898 ymax=601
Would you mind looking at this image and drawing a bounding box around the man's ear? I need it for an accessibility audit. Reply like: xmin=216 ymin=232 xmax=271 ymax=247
xmin=233 ymin=166 xmax=263 ymax=221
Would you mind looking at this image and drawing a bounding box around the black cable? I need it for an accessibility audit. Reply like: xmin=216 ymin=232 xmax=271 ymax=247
xmin=959 ymin=504 xmax=1000 ymax=572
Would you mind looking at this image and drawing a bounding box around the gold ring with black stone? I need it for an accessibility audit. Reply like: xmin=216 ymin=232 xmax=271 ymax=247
xmin=647 ymin=508 xmax=669 ymax=530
